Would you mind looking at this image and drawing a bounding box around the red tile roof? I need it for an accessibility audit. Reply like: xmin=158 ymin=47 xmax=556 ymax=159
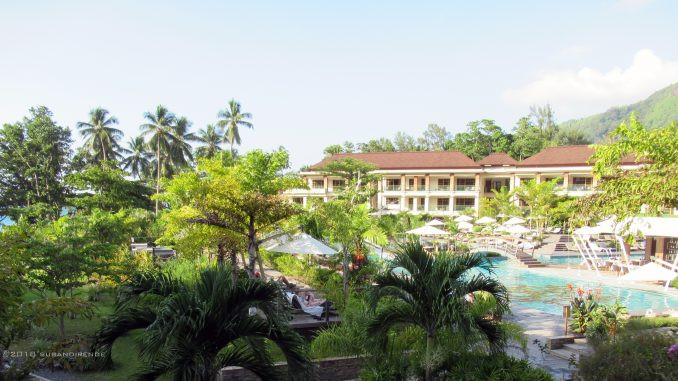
xmin=309 ymin=151 xmax=479 ymax=170
xmin=516 ymin=145 xmax=638 ymax=167
xmin=477 ymin=153 xmax=518 ymax=166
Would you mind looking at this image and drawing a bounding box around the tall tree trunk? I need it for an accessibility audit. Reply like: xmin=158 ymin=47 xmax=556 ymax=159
xmin=155 ymin=139 xmax=160 ymax=216
xmin=256 ymin=246 xmax=266 ymax=280
xmin=342 ymin=247 xmax=349 ymax=304
xmin=216 ymin=242 xmax=226 ymax=264
xmin=425 ymin=333 xmax=434 ymax=381
xmin=247 ymin=219 xmax=257 ymax=277
xmin=229 ymin=248 xmax=238 ymax=286
xmin=100 ymin=135 xmax=107 ymax=162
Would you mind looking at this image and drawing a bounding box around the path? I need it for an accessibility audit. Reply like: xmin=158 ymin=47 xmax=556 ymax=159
xmin=506 ymin=306 xmax=574 ymax=380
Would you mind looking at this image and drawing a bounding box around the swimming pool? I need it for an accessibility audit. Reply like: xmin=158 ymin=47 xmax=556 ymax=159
xmin=485 ymin=257 xmax=678 ymax=315
xmin=536 ymin=254 xmax=644 ymax=266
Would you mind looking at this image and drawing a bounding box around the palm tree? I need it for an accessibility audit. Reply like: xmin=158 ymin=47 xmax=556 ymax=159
xmin=368 ymin=240 xmax=509 ymax=381
xmin=217 ymin=99 xmax=253 ymax=154
xmin=169 ymin=116 xmax=197 ymax=169
xmin=92 ymin=267 xmax=312 ymax=380
xmin=195 ymin=124 xmax=223 ymax=159
xmin=140 ymin=105 xmax=177 ymax=215
xmin=77 ymin=107 xmax=124 ymax=163
xmin=121 ymin=136 xmax=152 ymax=179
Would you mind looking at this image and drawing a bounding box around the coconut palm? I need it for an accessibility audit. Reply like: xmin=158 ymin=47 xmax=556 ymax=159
xmin=169 ymin=116 xmax=197 ymax=169
xmin=92 ymin=267 xmax=312 ymax=380
xmin=368 ymin=240 xmax=509 ymax=381
xmin=140 ymin=105 xmax=177 ymax=215
xmin=77 ymin=107 xmax=124 ymax=163
xmin=217 ymin=99 xmax=253 ymax=154
xmin=121 ymin=136 xmax=152 ymax=179
xmin=195 ymin=124 xmax=223 ymax=159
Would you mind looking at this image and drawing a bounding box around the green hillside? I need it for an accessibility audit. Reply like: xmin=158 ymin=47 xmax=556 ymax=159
xmin=560 ymin=82 xmax=678 ymax=141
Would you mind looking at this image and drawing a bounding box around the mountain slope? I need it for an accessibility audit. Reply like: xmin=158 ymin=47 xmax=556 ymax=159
xmin=560 ymin=82 xmax=678 ymax=141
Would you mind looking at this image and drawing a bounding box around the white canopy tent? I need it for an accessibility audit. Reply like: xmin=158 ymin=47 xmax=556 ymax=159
xmin=476 ymin=216 xmax=497 ymax=225
xmin=507 ymin=225 xmax=530 ymax=235
xmin=425 ymin=219 xmax=446 ymax=227
xmin=406 ymin=225 xmax=450 ymax=236
xmin=267 ymin=233 xmax=338 ymax=256
xmin=504 ymin=217 xmax=526 ymax=225
xmin=454 ymin=215 xmax=473 ymax=222
xmin=621 ymin=262 xmax=678 ymax=282
xmin=457 ymin=221 xmax=474 ymax=231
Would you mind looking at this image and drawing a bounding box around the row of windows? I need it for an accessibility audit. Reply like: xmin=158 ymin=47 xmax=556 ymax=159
xmin=385 ymin=197 xmax=475 ymax=206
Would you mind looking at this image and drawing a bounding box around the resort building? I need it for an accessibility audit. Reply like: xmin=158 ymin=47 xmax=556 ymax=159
xmin=285 ymin=145 xmax=642 ymax=216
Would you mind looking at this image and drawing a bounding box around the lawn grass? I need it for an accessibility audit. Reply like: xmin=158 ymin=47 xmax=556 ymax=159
xmin=625 ymin=316 xmax=678 ymax=331
xmin=12 ymin=287 xmax=144 ymax=381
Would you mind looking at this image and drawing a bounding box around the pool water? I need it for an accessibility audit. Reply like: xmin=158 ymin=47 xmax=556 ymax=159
xmin=484 ymin=257 xmax=678 ymax=315
xmin=536 ymin=254 xmax=644 ymax=266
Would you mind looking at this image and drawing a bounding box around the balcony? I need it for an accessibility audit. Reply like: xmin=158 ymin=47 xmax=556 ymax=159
xmin=331 ymin=186 xmax=345 ymax=192
xmin=429 ymin=205 xmax=450 ymax=211
xmin=384 ymin=185 xmax=401 ymax=191
xmin=568 ymin=185 xmax=592 ymax=191
xmin=455 ymin=185 xmax=476 ymax=191
xmin=416 ymin=205 xmax=425 ymax=212
xmin=405 ymin=185 xmax=426 ymax=191
xmin=430 ymin=185 xmax=450 ymax=191
xmin=454 ymin=205 xmax=474 ymax=212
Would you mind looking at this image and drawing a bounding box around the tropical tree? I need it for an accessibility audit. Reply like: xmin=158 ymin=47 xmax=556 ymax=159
xmin=479 ymin=186 xmax=520 ymax=219
xmin=169 ymin=116 xmax=197 ymax=169
xmin=515 ymin=179 xmax=562 ymax=235
xmin=0 ymin=106 xmax=72 ymax=221
xmin=76 ymin=107 xmax=124 ymax=163
xmin=579 ymin=115 xmax=678 ymax=222
xmin=92 ymin=267 xmax=312 ymax=380
xmin=121 ymin=136 xmax=152 ymax=179
xmin=195 ymin=124 xmax=223 ymax=159
xmin=140 ymin=105 xmax=177 ymax=215
xmin=217 ymin=99 xmax=253 ymax=154
xmin=368 ymin=240 xmax=509 ymax=381
xmin=449 ymin=120 xmax=512 ymax=161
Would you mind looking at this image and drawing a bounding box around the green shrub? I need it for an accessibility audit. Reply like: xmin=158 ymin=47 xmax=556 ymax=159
xmin=577 ymin=332 xmax=678 ymax=380
xmin=439 ymin=352 xmax=553 ymax=381
xmin=625 ymin=316 xmax=678 ymax=331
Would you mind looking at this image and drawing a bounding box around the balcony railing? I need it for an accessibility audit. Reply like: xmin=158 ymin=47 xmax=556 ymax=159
xmin=568 ymin=184 xmax=592 ymax=191
xmin=405 ymin=185 xmax=426 ymax=191
xmin=416 ymin=205 xmax=425 ymax=211
xmin=384 ymin=185 xmax=401 ymax=191
xmin=430 ymin=185 xmax=450 ymax=191
xmin=455 ymin=185 xmax=476 ymax=191
xmin=454 ymin=205 xmax=474 ymax=212
xmin=331 ymin=186 xmax=345 ymax=192
xmin=430 ymin=205 xmax=449 ymax=211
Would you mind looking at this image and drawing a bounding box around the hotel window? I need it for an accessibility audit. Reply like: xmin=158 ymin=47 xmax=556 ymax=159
xmin=571 ymin=177 xmax=593 ymax=190
xmin=292 ymin=197 xmax=303 ymax=204
xmin=436 ymin=198 xmax=449 ymax=211
xmin=385 ymin=178 xmax=401 ymax=191
xmin=432 ymin=178 xmax=450 ymax=191
xmin=385 ymin=197 xmax=400 ymax=205
xmin=519 ymin=177 xmax=534 ymax=186
xmin=332 ymin=179 xmax=345 ymax=188
xmin=407 ymin=178 xmax=415 ymax=190
xmin=454 ymin=197 xmax=474 ymax=211
xmin=456 ymin=178 xmax=475 ymax=191
xmin=484 ymin=178 xmax=510 ymax=193
xmin=311 ymin=179 xmax=324 ymax=189
xmin=543 ymin=177 xmax=564 ymax=186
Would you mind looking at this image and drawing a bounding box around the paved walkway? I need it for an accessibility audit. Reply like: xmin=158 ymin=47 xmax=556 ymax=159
xmin=506 ymin=306 xmax=574 ymax=380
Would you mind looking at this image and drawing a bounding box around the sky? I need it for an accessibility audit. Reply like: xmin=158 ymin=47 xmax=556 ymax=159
xmin=1 ymin=0 xmax=677 ymax=169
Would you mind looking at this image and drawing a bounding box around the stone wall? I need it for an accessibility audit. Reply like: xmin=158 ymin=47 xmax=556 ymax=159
xmin=220 ymin=356 xmax=362 ymax=381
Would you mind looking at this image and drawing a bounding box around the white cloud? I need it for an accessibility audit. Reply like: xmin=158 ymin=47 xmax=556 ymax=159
xmin=502 ymin=49 xmax=678 ymax=117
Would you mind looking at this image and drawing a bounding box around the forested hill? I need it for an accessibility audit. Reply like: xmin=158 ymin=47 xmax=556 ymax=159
xmin=560 ymin=82 xmax=678 ymax=141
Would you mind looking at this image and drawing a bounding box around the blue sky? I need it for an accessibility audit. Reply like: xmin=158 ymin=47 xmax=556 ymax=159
xmin=1 ymin=0 xmax=677 ymax=169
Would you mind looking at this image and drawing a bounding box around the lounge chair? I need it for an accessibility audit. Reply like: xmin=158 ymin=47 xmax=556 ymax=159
xmin=285 ymin=292 xmax=336 ymax=319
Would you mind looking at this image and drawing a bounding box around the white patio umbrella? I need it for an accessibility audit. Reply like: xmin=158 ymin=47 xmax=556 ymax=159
xmin=425 ymin=219 xmax=446 ymax=227
xmin=504 ymin=217 xmax=526 ymax=225
xmin=507 ymin=225 xmax=530 ymax=235
xmin=457 ymin=221 xmax=474 ymax=230
xmin=406 ymin=225 xmax=450 ymax=236
xmin=476 ymin=216 xmax=496 ymax=225
xmin=454 ymin=215 xmax=473 ymax=222
xmin=621 ymin=262 xmax=678 ymax=282
xmin=267 ymin=232 xmax=337 ymax=255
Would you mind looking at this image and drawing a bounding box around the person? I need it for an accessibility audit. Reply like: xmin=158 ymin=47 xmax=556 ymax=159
xmin=277 ymin=275 xmax=295 ymax=289
xmin=254 ymin=271 xmax=261 ymax=279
